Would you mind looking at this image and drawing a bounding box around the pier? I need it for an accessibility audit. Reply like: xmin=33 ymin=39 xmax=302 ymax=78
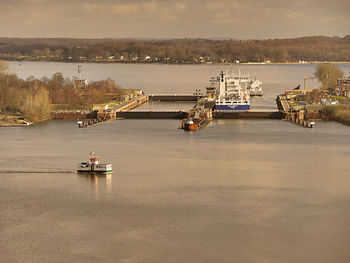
xmin=73 ymin=93 xmax=302 ymax=129
xmin=115 ymin=110 xmax=282 ymax=120
xmin=77 ymin=95 xmax=148 ymax=127
xmin=213 ymin=110 xmax=282 ymax=119
xmin=148 ymin=94 xmax=202 ymax=101
xmin=116 ymin=110 xmax=188 ymax=119
xmin=276 ymin=94 xmax=315 ymax=128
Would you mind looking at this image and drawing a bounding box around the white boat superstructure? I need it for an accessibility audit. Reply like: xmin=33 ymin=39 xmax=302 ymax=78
xmin=227 ymin=69 xmax=263 ymax=96
xmin=77 ymin=153 xmax=112 ymax=173
xmin=215 ymin=71 xmax=250 ymax=110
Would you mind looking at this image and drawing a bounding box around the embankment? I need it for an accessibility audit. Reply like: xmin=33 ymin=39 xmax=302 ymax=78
xmin=325 ymin=106 xmax=350 ymax=126
xmin=51 ymin=110 xmax=97 ymax=120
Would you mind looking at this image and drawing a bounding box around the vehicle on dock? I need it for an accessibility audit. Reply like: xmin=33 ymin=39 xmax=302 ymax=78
xmin=77 ymin=153 xmax=112 ymax=173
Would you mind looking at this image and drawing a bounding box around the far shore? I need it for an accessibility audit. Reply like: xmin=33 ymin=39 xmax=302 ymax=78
xmin=4 ymin=59 xmax=350 ymax=66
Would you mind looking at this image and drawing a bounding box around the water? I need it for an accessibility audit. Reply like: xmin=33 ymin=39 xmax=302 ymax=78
xmin=7 ymin=61 xmax=350 ymax=110
xmin=1 ymin=63 xmax=350 ymax=263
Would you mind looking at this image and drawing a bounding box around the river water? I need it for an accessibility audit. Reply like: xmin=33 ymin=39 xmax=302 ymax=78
xmin=1 ymin=62 xmax=350 ymax=263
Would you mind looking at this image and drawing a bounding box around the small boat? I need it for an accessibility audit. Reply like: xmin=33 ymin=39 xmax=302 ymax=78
xmin=184 ymin=118 xmax=197 ymax=131
xmin=77 ymin=153 xmax=112 ymax=173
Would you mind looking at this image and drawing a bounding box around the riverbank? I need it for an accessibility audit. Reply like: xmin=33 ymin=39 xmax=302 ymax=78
xmin=322 ymin=106 xmax=350 ymax=126
xmin=0 ymin=111 xmax=33 ymax=127
xmin=5 ymin=58 xmax=350 ymax=65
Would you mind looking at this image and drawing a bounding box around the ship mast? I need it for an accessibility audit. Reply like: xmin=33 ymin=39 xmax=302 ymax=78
xmin=78 ymin=64 xmax=82 ymax=80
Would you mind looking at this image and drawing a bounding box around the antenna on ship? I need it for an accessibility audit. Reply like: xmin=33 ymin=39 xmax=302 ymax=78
xmin=78 ymin=64 xmax=82 ymax=80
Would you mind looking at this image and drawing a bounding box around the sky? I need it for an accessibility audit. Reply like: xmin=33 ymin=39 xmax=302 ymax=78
xmin=0 ymin=0 xmax=349 ymax=39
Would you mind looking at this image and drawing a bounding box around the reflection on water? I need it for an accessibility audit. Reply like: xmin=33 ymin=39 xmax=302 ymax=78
xmin=77 ymin=172 xmax=113 ymax=198
xmin=1 ymin=62 xmax=350 ymax=263
xmin=1 ymin=119 xmax=350 ymax=262
xmin=134 ymin=101 xmax=195 ymax=111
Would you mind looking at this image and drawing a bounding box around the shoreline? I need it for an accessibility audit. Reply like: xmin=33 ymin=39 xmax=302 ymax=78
xmin=4 ymin=59 xmax=350 ymax=66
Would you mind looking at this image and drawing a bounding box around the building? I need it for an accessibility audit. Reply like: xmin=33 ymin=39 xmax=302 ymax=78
xmin=333 ymin=77 xmax=350 ymax=97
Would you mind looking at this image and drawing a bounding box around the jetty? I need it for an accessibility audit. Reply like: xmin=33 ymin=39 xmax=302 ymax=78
xmin=49 ymin=90 xmax=319 ymax=131
xmin=276 ymin=93 xmax=315 ymax=128
xmin=148 ymin=94 xmax=202 ymax=101
xmin=72 ymin=91 xmax=284 ymax=129
xmin=77 ymin=95 xmax=148 ymax=128
xmin=114 ymin=109 xmax=281 ymax=119
xmin=0 ymin=113 xmax=33 ymax=127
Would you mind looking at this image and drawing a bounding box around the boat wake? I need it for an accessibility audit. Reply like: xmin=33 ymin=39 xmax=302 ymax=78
xmin=0 ymin=170 xmax=75 ymax=174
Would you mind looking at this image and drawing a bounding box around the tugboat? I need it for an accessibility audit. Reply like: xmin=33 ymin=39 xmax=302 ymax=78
xmin=181 ymin=106 xmax=210 ymax=131
xmin=183 ymin=118 xmax=197 ymax=131
xmin=77 ymin=153 xmax=112 ymax=173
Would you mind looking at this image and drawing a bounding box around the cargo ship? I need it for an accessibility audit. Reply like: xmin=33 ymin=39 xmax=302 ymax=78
xmin=229 ymin=70 xmax=263 ymax=96
xmin=215 ymin=71 xmax=250 ymax=111
xmin=77 ymin=153 xmax=112 ymax=173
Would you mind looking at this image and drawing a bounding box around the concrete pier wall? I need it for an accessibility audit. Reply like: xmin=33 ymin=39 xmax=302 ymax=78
xmin=116 ymin=110 xmax=283 ymax=119
xmin=213 ymin=111 xmax=283 ymax=119
xmin=116 ymin=111 xmax=188 ymax=119
xmin=148 ymin=95 xmax=201 ymax=101
xmin=51 ymin=111 xmax=97 ymax=120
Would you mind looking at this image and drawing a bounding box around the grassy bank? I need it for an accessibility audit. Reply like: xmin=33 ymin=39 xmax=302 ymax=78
xmin=323 ymin=105 xmax=350 ymax=125
xmin=0 ymin=60 xmax=130 ymax=124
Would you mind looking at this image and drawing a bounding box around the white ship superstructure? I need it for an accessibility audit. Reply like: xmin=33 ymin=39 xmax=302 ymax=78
xmin=215 ymin=71 xmax=250 ymax=110
xmin=227 ymin=69 xmax=263 ymax=96
xmin=77 ymin=153 xmax=112 ymax=173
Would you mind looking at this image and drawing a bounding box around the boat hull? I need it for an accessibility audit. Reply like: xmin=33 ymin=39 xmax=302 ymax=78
xmin=77 ymin=169 xmax=113 ymax=173
xmin=215 ymin=104 xmax=250 ymax=110
xmin=249 ymin=91 xmax=264 ymax=96
xmin=184 ymin=123 xmax=197 ymax=131
xmin=77 ymin=163 xmax=112 ymax=173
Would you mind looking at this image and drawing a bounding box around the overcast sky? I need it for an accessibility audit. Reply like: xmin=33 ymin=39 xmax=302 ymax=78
xmin=0 ymin=0 xmax=349 ymax=39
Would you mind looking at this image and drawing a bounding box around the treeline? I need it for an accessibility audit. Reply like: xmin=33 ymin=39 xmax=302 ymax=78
xmin=43 ymin=73 xmax=120 ymax=105
xmin=0 ymin=72 xmax=51 ymax=122
xmin=0 ymin=63 xmax=121 ymax=122
xmin=0 ymin=36 xmax=349 ymax=63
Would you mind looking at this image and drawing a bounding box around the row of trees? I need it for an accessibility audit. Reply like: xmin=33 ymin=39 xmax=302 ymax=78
xmin=0 ymin=72 xmax=51 ymax=122
xmin=44 ymin=73 xmax=120 ymax=105
xmin=0 ymin=35 xmax=349 ymax=63
xmin=0 ymin=61 xmax=121 ymax=122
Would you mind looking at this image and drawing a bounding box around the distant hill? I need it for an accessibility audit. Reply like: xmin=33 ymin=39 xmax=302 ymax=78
xmin=0 ymin=36 xmax=349 ymax=63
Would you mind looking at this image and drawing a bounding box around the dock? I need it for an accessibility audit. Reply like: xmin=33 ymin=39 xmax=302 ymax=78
xmin=276 ymin=95 xmax=315 ymax=128
xmin=78 ymin=95 xmax=148 ymax=128
xmin=213 ymin=110 xmax=282 ymax=119
xmin=148 ymin=94 xmax=202 ymax=101
xmin=115 ymin=110 xmax=282 ymax=120
xmin=74 ymin=93 xmax=308 ymax=130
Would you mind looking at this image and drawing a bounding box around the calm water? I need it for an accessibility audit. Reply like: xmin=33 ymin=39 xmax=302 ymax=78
xmin=6 ymin=61 xmax=350 ymax=109
xmin=1 ymin=63 xmax=350 ymax=263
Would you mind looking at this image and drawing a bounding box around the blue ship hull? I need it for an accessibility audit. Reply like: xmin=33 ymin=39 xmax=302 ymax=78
xmin=215 ymin=104 xmax=250 ymax=110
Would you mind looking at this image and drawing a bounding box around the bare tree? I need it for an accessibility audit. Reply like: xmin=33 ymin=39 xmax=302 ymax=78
xmin=315 ymin=64 xmax=344 ymax=90
xmin=0 ymin=60 xmax=8 ymax=73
